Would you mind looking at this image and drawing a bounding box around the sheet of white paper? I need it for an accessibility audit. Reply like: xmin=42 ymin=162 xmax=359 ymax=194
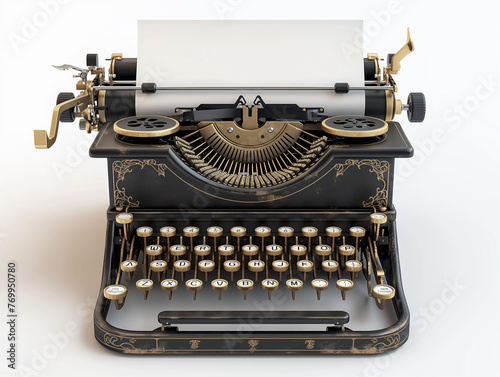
xmin=136 ymin=20 xmax=365 ymax=116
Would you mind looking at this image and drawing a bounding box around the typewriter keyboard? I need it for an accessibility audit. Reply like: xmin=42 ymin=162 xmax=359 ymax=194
xmin=104 ymin=212 xmax=396 ymax=315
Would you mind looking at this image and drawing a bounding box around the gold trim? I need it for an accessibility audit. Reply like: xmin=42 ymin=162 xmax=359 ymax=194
xmin=322 ymin=116 xmax=388 ymax=138
xmin=112 ymin=159 xmax=168 ymax=209
xmin=114 ymin=116 xmax=180 ymax=138
xmin=112 ymin=157 xmax=389 ymax=207
xmin=333 ymin=159 xmax=390 ymax=208
xmin=103 ymin=333 xmax=138 ymax=351
xmin=385 ymin=91 xmax=394 ymax=121
xmin=108 ymin=53 xmax=123 ymax=86
xmin=95 ymin=319 xmax=408 ymax=353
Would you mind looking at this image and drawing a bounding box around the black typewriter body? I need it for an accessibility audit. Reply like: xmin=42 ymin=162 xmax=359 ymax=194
xmin=35 ymin=27 xmax=425 ymax=355
xmin=89 ymin=119 xmax=412 ymax=354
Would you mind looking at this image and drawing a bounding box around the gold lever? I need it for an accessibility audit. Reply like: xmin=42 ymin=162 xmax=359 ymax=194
xmin=387 ymin=28 xmax=414 ymax=75
xmin=34 ymin=93 xmax=90 ymax=149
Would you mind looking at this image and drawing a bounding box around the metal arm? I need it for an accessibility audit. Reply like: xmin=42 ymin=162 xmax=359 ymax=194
xmin=34 ymin=94 xmax=90 ymax=149
xmin=387 ymin=28 xmax=414 ymax=75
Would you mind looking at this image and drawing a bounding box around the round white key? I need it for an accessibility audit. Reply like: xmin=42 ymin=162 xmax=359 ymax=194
xmin=278 ymin=226 xmax=294 ymax=237
xmin=223 ymin=260 xmax=241 ymax=272
xmin=346 ymin=260 xmax=362 ymax=272
xmin=173 ymin=260 xmax=191 ymax=272
xmin=339 ymin=244 xmax=355 ymax=256
xmin=121 ymin=260 xmax=138 ymax=272
xmin=194 ymin=244 xmax=211 ymax=256
xmin=261 ymin=278 xmax=279 ymax=291
xmin=255 ymin=226 xmax=271 ymax=238
xmin=266 ymin=244 xmax=283 ymax=256
xmin=290 ymin=244 xmax=307 ymax=256
xmin=311 ymin=278 xmax=329 ymax=291
xmin=321 ymin=260 xmax=339 ymax=272
xmin=242 ymin=244 xmax=259 ymax=256
xmin=207 ymin=226 xmax=223 ymax=238
xmin=218 ymin=244 xmax=235 ymax=256
xmin=301 ymin=226 xmax=318 ymax=237
xmin=116 ymin=213 xmax=133 ymax=224
xmin=170 ymin=244 xmax=187 ymax=256
xmin=272 ymin=260 xmax=289 ymax=272
xmin=161 ymin=279 xmax=178 ymax=291
xmin=198 ymin=260 xmax=215 ymax=272
xmin=230 ymin=226 xmax=247 ymax=237
xmin=146 ymin=244 xmax=163 ymax=256
xmin=372 ymin=284 xmax=395 ymax=300
xmin=136 ymin=226 xmax=153 ymax=237
xmin=186 ymin=278 xmax=203 ymax=291
xmin=349 ymin=226 xmax=366 ymax=237
xmin=315 ymin=244 xmax=332 ymax=256
xmin=297 ymin=260 xmax=313 ymax=272
xmin=160 ymin=226 xmax=176 ymax=237
xmin=286 ymin=279 xmax=303 ymax=291
xmin=248 ymin=260 xmax=265 ymax=272
xmin=211 ymin=279 xmax=229 ymax=291
xmin=326 ymin=226 xmax=342 ymax=238
xmin=136 ymin=279 xmax=153 ymax=291
xmin=150 ymin=260 xmax=167 ymax=272
xmin=336 ymin=279 xmax=354 ymax=291
xmin=370 ymin=213 xmax=387 ymax=224
xmin=104 ymin=285 xmax=127 ymax=300
xmin=237 ymin=278 xmax=254 ymax=291
xmin=183 ymin=226 xmax=200 ymax=237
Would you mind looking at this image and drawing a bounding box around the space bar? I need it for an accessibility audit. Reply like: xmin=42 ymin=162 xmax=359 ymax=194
xmin=158 ymin=310 xmax=349 ymax=326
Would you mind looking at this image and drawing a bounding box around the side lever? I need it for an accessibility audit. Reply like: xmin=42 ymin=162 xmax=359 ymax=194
xmin=34 ymin=93 xmax=90 ymax=149
xmin=386 ymin=28 xmax=414 ymax=75
xmin=52 ymin=64 xmax=90 ymax=82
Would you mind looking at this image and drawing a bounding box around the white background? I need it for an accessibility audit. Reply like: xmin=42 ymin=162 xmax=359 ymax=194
xmin=1 ymin=0 xmax=499 ymax=376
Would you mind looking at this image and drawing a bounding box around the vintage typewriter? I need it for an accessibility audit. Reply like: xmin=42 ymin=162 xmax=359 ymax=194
xmin=34 ymin=26 xmax=425 ymax=354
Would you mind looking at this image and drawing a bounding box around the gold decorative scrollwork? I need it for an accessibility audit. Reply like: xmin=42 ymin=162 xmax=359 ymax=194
xmin=333 ymin=159 xmax=390 ymax=208
xmin=305 ymin=340 xmax=315 ymax=349
xmin=248 ymin=339 xmax=259 ymax=353
xmin=371 ymin=334 xmax=401 ymax=351
xmin=103 ymin=333 xmax=137 ymax=350
xmin=112 ymin=159 xmax=167 ymax=209
xmin=189 ymin=340 xmax=200 ymax=349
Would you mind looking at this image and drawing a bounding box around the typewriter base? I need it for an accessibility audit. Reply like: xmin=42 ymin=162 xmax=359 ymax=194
xmin=93 ymin=210 xmax=409 ymax=355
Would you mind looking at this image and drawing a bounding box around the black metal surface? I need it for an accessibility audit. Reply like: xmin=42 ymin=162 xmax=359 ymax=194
xmin=363 ymin=58 xmax=376 ymax=81
xmin=93 ymin=213 xmax=410 ymax=354
xmin=86 ymin=53 xmax=99 ymax=67
xmin=364 ymin=89 xmax=387 ymax=119
xmin=90 ymin=121 xmax=412 ymax=158
xmin=102 ymin=90 xmax=135 ymax=122
xmin=113 ymin=57 xmax=137 ymax=81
